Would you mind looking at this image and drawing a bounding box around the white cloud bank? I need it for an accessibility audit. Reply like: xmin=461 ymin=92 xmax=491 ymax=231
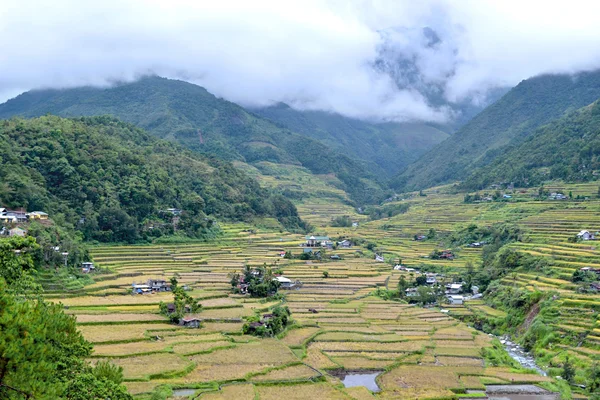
xmin=1 ymin=0 xmax=600 ymax=122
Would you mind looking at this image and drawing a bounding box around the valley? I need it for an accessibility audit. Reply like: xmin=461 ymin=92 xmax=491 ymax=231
xmin=38 ymin=182 xmax=600 ymax=399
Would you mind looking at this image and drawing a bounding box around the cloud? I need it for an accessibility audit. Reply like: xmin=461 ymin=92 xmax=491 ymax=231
xmin=1 ymin=0 xmax=600 ymax=122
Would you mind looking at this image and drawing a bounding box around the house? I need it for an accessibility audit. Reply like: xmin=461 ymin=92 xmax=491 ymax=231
xmin=27 ymin=211 xmax=49 ymax=220
xmin=338 ymin=240 xmax=352 ymax=248
xmin=352 ymin=222 xmax=359 ymax=228
xmin=405 ymin=288 xmax=418 ymax=297
xmin=375 ymin=254 xmax=385 ymax=262
xmin=503 ymin=194 xmax=512 ymax=199
xmin=274 ymin=276 xmax=297 ymax=290
xmin=590 ymin=282 xmax=600 ymax=292
xmin=549 ymin=192 xmax=568 ymax=200
xmin=147 ymin=279 xmax=171 ymax=292
xmin=279 ymin=251 xmax=287 ymax=257
xmin=8 ymin=227 xmax=26 ymax=237
xmin=179 ymin=317 xmax=201 ymax=328
xmin=393 ymin=265 xmax=405 ymax=271
xmin=262 ymin=313 xmax=274 ymax=321
xmin=439 ymin=250 xmax=454 ymax=260
xmin=166 ymin=208 xmax=182 ymax=216
xmin=468 ymin=242 xmax=483 ymax=248
xmin=426 ymin=274 xmax=437 ymax=284
xmin=132 ymin=284 xmax=152 ymax=294
xmin=330 ymin=255 xmax=341 ymax=260
xmin=415 ymin=235 xmax=427 ymax=241
xmin=0 ymin=208 xmax=17 ymax=223
xmin=447 ymin=295 xmax=464 ymax=305
xmin=447 ymin=283 xmax=463 ymax=294
xmin=305 ymin=235 xmax=331 ymax=247
xmin=81 ymin=262 xmax=95 ymax=273
xmin=471 ymin=285 xmax=480 ymax=295
xmin=4 ymin=209 xmax=27 ymax=222
xmin=577 ymin=230 xmax=594 ymax=240
xmin=166 ymin=303 xmax=176 ymax=314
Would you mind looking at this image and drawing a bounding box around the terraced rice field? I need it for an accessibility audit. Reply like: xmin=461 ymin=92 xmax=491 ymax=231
xmin=48 ymin=183 xmax=600 ymax=398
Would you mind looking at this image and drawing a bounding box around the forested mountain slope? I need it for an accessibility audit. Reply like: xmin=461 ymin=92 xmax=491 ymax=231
xmin=253 ymin=103 xmax=449 ymax=177
xmin=462 ymin=100 xmax=600 ymax=189
xmin=0 ymin=116 xmax=306 ymax=242
xmin=392 ymin=70 xmax=600 ymax=192
xmin=0 ymin=76 xmax=388 ymax=204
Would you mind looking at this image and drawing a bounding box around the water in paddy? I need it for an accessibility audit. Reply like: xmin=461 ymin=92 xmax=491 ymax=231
xmin=172 ymin=388 xmax=196 ymax=397
xmin=339 ymin=371 xmax=382 ymax=392
xmin=484 ymin=385 xmax=558 ymax=400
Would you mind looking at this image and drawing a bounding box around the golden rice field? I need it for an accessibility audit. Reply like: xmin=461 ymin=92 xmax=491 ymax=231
xmin=44 ymin=182 xmax=600 ymax=399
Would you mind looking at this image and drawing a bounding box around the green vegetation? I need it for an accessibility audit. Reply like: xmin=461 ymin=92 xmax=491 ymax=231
xmin=0 ymin=115 xmax=307 ymax=242
xmin=393 ymin=70 xmax=600 ymax=192
xmin=463 ymin=100 xmax=600 ymax=189
xmin=254 ymin=103 xmax=449 ymax=177
xmin=159 ymin=277 xmax=202 ymax=324
xmin=243 ymin=306 xmax=292 ymax=337
xmin=0 ymin=77 xmax=388 ymax=205
xmin=0 ymin=236 xmax=131 ymax=399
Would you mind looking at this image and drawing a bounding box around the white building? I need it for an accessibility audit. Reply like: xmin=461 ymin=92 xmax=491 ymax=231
xmin=577 ymin=230 xmax=594 ymax=240
xmin=447 ymin=295 xmax=464 ymax=305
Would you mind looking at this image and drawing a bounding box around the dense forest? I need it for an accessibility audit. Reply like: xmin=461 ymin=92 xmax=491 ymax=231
xmin=392 ymin=70 xmax=600 ymax=192
xmin=0 ymin=116 xmax=307 ymax=243
xmin=0 ymin=76 xmax=389 ymax=204
xmin=462 ymin=100 xmax=600 ymax=188
xmin=253 ymin=103 xmax=449 ymax=177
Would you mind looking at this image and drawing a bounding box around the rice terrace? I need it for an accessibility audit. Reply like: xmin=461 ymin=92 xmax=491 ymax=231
xmin=33 ymin=182 xmax=599 ymax=399
xmin=3 ymin=6 xmax=600 ymax=399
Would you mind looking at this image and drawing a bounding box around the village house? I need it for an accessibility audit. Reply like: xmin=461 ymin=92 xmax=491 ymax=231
xmin=8 ymin=227 xmax=27 ymax=237
xmin=166 ymin=208 xmax=182 ymax=216
xmin=147 ymin=279 xmax=171 ymax=292
xmin=338 ymin=239 xmax=352 ymax=248
xmin=1 ymin=209 xmax=28 ymax=223
xmin=426 ymin=274 xmax=437 ymax=284
xmin=81 ymin=262 xmax=95 ymax=273
xmin=132 ymin=284 xmax=152 ymax=294
xmin=439 ymin=250 xmax=454 ymax=260
xmin=179 ymin=317 xmax=201 ymax=328
xmin=304 ymin=235 xmax=332 ymax=247
xmin=352 ymin=221 xmax=359 ymax=228
xmin=330 ymin=254 xmax=341 ymax=260
xmin=414 ymin=235 xmax=427 ymax=241
xmin=405 ymin=287 xmax=418 ymax=297
xmin=375 ymin=254 xmax=385 ymax=262
xmin=447 ymin=295 xmax=464 ymax=305
xmin=577 ymin=230 xmax=594 ymax=240
xmin=446 ymin=283 xmax=463 ymax=294
xmin=27 ymin=211 xmax=49 ymax=220
xmin=274 ymin=276 xmax=298 ymax=290
xmin=549 ymin=192 xmax=568 ymax=200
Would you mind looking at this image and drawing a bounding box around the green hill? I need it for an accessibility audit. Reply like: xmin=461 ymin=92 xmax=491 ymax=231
xmin=0 ymin=115 xmax=307 ymax=242
xmin=0 ymin=76 xmax=389 ymax=204
xmin=392 ymin=70 xmax=600 ymax=192
xmin=253 ymin=103 xmax=449 ymax=177
xmin=462 ymin=100 xmax=600 ymax=189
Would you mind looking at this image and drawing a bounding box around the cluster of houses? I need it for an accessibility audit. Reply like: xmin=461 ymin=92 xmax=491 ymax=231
xmin=0 ymin=208 xmax=49 ymax=224
xmin=132 ymin=279 xmax=172 ymax=294
xmin=402 ymin=275 xmax=480 ymax=305
xmin=236 ymin=274 xmax=301 ymax=295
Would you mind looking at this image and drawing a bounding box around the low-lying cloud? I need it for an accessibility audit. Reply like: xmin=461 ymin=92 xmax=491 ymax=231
xmin=2 ymin=0 xmax=600 ymax=123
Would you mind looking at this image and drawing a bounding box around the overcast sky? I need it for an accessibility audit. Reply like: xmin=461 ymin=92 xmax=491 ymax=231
xmin=2 ymin=0 xmax=600 ymax=122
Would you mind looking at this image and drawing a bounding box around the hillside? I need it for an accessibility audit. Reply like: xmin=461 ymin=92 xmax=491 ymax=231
xmin=0 ymin=116 xmax=306 ymax=242
xmin=253 ymin=104 xmax=449 ymax=177
xmin=462 ymin=100 xmax=600 ymax=189
xmin=0 ymin=76 xmax=390 ymax=204
xmin=392 ymin=70 xmax=600 ymax=192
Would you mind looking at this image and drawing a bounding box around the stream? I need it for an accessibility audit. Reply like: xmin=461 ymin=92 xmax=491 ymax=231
xmin=499 ymin=336 xmax=547 ymax=376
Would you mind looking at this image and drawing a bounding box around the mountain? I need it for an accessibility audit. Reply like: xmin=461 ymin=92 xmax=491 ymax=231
xmin=392 ymin=70 xmax=600 ymax=192
xmin=252 ymin=104 xmax=449 ymax=177
xmin=0 ymin=76 xmax=389 ymax=204
xmin=462 ymin=100 xmax=600 ymax=189
xmin=0 ymin=115 xmax=307 ymax=242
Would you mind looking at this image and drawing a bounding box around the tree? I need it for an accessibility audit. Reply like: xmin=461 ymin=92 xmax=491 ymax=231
xmin=322 ymin=271 xmax=329 ymax=278
xmin=415 ymin=286 xmax=436 ymax=305
xmin=0 ymin=236 xmax=41 ymax=295
xmin=415 ymin=275 xmax=427 ymax=286
xmin=562 ymin=356 xmax=575 ymax=383
xmin=65 ymin=373 xmax=132 ymax=400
